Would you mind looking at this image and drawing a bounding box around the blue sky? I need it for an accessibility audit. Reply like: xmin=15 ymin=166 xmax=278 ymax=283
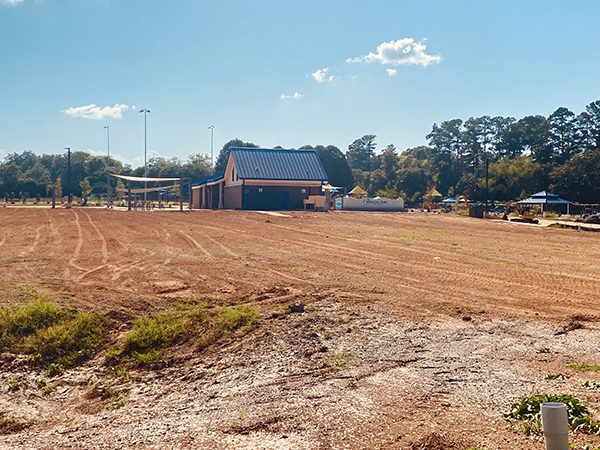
xmin=1 ymin=0 xmax=600 ymax=168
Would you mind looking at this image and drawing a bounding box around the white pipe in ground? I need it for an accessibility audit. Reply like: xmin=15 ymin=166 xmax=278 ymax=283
xmin=541 ymin=402 xmax=569 ymax=450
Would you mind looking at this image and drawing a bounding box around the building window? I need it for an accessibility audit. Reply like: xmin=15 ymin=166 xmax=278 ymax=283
xmin=232 ymin=168 xmax=235 ymax=182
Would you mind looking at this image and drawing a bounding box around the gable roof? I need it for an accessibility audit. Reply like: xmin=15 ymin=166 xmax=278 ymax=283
xmin=229 ymin=148 xmax=328 ymax=181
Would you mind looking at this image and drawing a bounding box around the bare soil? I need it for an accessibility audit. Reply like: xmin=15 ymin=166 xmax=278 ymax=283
xmin=1 ymin=207 xmax=600 ymax=449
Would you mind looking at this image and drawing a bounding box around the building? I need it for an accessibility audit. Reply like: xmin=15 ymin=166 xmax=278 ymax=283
xmin=192 ymin=148 xmax=328 ymax=210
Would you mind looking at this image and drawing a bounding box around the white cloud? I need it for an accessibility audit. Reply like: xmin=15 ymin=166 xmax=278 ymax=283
xmin=387 ymin=69 xmax=398 ymax=76
xmin=280 ymin=92 xmax=303 ymax=100
xmin=0 ymin=0 xmax=25 ymax=5
xmin=312 ymin=68 xmax=330 ymax=83
xmin=347 ymin=38 xmax=441 ymax=67
xmin=62 ymin=103 xmax=129 ymax=120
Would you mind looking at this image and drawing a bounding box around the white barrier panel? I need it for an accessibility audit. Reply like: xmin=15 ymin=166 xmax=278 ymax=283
xmin=342 ymin=197 xmax=404 ymax=211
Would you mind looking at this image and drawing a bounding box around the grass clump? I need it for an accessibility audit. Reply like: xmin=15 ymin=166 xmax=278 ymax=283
xmin=108 ymin=301 xmax=260 ymax=366
xmin=567 ymin=362 xmax=600 ymax=372
xmin=0 ymin=295 xmax=106 ymax=370
xmin=506 ymin=393 xmax=597 ymax=435
xmin=315 ymin=348 xmax=355 ymax=375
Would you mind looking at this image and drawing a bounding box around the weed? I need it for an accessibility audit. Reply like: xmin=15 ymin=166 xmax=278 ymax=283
xmin=506 ymin=393 xmax=593 ymax=436
xmin=315 ymin=349 xmax=355 ymax=375
xmin=197 ymin=305 xmax=260 ymax=350
xmin=545 ymin=374 xmax=569 ymax=380
xmin=112 ymin=365 xmax=131 ymax=383
xmin=582 ymin=380 xmax=600 ymax=390
xmin=8 ymin=378 xmax=21 ymax=392
xmin=0 ymin=415 xmax=18 ymax=432
xmin=47 ymin=363 xmax=64 ymax=377
xmin=567 ymin=362 xmax=600 ymax=372
xmin=131 ymin=349 xmax=162 ymax=365
xmin=537 ymin=347 xmax=551 ymax=353
xmin=270 ymin=305 xmax=291 ymax=317
xmin=36 ymin=376 xmax=53 ymax=394
xmin=28 ymin=310 xmax=105 ymax=367
xmin=0 ymin=296 xmax=105 ymax=369
xmin=306 ymin=304 xmax=320 ymax=318
xmin=123 ymin=311 xmax=186 ymax=354
xmin=109 ymin=302 xmax=260 ymax=366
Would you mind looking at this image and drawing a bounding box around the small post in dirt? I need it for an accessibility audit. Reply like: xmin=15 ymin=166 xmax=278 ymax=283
xmin=51 ymin=186 xmax=55 ymax=209
xmin=179 ymin=178 xmax=183 ymax=212
xmin=541 ymin=402 xmax=569 ymax=450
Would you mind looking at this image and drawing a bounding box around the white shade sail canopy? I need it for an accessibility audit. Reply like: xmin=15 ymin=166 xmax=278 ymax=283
xmin=112 ymin=174 xmax=182 ymax=182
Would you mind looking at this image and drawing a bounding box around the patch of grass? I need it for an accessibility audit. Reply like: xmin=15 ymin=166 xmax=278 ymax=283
xmin=567 ymin=362 xmax=600 ymax=372
xmin=28 ymin=310 xmax=105 ymax=368
xmin=506 ymin=393 xmax=595 ymax=436
xmin=109 ymin=303 xmax=260 ymax=366
xmin=0 ymin=294 xmax=106 ymax=370
xmin=315 ymin=349 xmax=355 ymax=375
xmin=0 ymin=415 xmax=20 ymax=434
xmin=198 ymin=305 xmax=260 ymax=350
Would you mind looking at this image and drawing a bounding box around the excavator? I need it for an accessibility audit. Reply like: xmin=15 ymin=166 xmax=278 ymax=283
xmin=502 ymin=200 xmax=539 ymax=224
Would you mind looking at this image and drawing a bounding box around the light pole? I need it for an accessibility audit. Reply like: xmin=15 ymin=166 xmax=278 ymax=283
xmin=103 ymin=126 xmax=112 ymax=203
xmin=64 ymin=147 xmax=71 ymax=206
xmin=139 ymin=109 xmax=151 ymax=201
xmin=208 ymin=125 xmax=214 ymax=174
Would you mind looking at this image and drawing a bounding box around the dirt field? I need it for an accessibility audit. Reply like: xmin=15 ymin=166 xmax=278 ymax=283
xmin=1 ymin=207 xmax=600 ymax=449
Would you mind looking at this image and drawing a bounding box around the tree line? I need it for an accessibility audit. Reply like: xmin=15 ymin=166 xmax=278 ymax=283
xmin=2 ymin=99 xmax=600 ymax=204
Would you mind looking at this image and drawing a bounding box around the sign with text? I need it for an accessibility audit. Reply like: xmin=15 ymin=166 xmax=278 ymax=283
xmin=342 ymin=197 xmax=404 ymax=211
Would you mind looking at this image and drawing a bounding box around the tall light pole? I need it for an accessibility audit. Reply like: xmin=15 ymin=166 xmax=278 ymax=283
xmin=139 ymin=109 xmax=151 ymax=201
xmin=208 ymin=125 xmax=214 ymax=174
xmin=103 ymin=126 xmax=112 ymax=203
xmin=64 ymin=147 xmax=71 ymax=205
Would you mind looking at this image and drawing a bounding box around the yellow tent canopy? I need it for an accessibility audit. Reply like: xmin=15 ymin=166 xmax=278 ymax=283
xmin=424 ymin=187 xmax=443 ymax=202
xmin=349 ymin=185 xmax=367 ymax=198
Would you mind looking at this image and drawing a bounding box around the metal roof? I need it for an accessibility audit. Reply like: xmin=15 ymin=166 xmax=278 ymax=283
xmin=519 ymin=191 xmax=571 ymax=204
xmin=230 ymin=148 xmax=328 ymax=181
xmin=193 ymin=171 xmax=225 ymax=187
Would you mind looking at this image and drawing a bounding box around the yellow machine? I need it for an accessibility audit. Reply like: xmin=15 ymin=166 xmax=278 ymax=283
xmin=502 ymin=201 xmax=539 ymax=224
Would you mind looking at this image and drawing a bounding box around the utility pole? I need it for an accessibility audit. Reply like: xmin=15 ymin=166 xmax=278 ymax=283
xmin=139 ymin=109 xmax=151 ymax=201
xmin=103 ymin=126 xmax=112 ymax=203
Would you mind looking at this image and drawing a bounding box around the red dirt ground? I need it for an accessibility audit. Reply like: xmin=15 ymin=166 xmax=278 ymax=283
xmin=1 ymin=207 xmax=600 ymax=449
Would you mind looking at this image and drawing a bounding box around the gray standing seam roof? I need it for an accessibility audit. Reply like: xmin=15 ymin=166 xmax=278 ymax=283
xmin=230 ymin=148 xmax=328 ymax=181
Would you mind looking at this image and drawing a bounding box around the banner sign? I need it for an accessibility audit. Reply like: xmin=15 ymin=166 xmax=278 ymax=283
xmin=342 ymin=197 xmax=404 ymax=211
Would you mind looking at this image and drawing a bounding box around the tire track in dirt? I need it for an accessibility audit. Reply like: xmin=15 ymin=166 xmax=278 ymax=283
xmin=81 ymin=210 xmax=109 ymax=264
xmin=69 ymin=210 xmax=84 ymax=267
xmin=179 ymin=232 xmax=213 ymax=258
xmin=259 ymin=226 xmax=594 ymax=304
xmin=18 ymin=224 xmax=45 ymax=258
xmin=203 ymin=234 xmax=239 ymax=258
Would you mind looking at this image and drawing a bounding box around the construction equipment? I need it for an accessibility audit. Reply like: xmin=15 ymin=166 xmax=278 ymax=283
xmin=502 ymin=200 xmax=539 ymax=224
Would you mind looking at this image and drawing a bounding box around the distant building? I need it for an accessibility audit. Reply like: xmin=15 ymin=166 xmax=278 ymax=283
xmin=192 ymin=148 xmax=328 ymax=210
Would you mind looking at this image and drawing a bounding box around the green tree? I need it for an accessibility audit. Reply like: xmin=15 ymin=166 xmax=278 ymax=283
xmin=79 ymin=178 xmax=92 ymax=205
xmin=214 ymin=139 xmax=259 ymax=173
xmin=551 ymin=149 xmax=600 ymax=203
xmin=301 ymin=145 xmax=354 ymax=189
xmin=346 ymin=135 xmax=377 ymax=171
xmin=548 ymin=107 xmax=578 ymax=164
